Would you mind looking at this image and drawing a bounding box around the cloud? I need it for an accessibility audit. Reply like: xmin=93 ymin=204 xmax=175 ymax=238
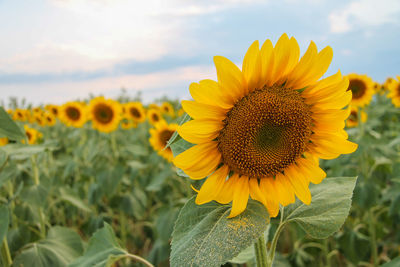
xmin=1 ymin=64 xmax=216 ymax=105
xmin=329 ymin=0 xmax=400 ymax=33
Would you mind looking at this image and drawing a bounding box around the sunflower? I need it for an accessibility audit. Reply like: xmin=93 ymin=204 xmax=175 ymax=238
xmin=89 ymin=97 xmax=122 ymax=133
xmin=149 ymin=120 xmax=178 ymax=162
xmin=124 ymin=102 xmax=146 ymax=123
xmin=345 ymin=73 xmax=374 ymax=107
xmin=12 ymin=109 xmax=27 ymax=121
xmin=34 ymin=113 xmax=47 ymax=126
xmin=120 ymin=119 xmax=137 ymax=130
xmin=346 ymin=107 xmax=367 ymax=127
xmin=147 ymin=108 xmax=163 ymax=125
xmin=372 ymin=82 xmax=383 ymax=95
xmin=173 ymin=34 xmax=358 ymax=218
xmin=387 ymin=76 xmax=400 ymax=107
xmin=23 ymin=125 xmax=41 ymax=145
xmin=161 ymin=102 xmax=175 ymax=117
xmin=148 ymin=103 xmax=160 ymax=110
xmin=384 ymin=77 xmax=395 ymax=91
xmin=0 ymin=137 xmax=8 ymax=146
xmin=45 ymin=104 xmax=59 ymax=117
xmin=59 ymin=102 xmax=88 ymax=128
xmin=43 ymin=112 xmax=56 ymax=126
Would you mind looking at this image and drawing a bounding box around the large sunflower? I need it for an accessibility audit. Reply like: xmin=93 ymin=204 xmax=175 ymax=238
xmin=346 ymin=106 xmax=367 ymax=128
xmin=147 ymin=108 xmax=163 ymax=125
xmin=149 ymin=121 xmax=178 ymax=162
xmin=124 ymin=102 xmax=146 ymax=123
xmin=346 ymin=73 xmax=374 ymax=107
xmin=387 ymin=76 xmax=400 ymax=107
xmin=59 ymin=102 xmax=87 ymax=128
xmin=173 ymin=34 xmax=358 ymax=218
xmin=89 ymin=97 xmax=122 ymax=133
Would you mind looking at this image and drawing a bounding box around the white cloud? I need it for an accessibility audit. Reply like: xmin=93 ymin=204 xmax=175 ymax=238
xmin=329 ymin=0 xmax=400 ymax=33
xmin=0 ymin=65 xmax=216 ymax=105
xmin=0 ymin=0 xmax=262 ymax=74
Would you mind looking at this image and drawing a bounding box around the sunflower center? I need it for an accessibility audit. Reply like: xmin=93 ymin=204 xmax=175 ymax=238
xmin=66 ymin=107 xmax=81 ymax=121
xmin=159 ymin=129 xmax=175 ymax=151
xmin=130 ymin=107 xmax=141 ymax=118
xmin=397 ymin=84 xmax=400 ymax=96
xmin=94 ymin=104 xmax=114 ymax=124
xmin=217 ymin=85 xmax=313 ymax=178
xmin=349 ymin=111 xmax=358 ymax=122
xmin=348 ymin=79 xmax=366 ymax=100
xmin=152 ymin=113 xmax=160 ymax=122
xmin=26 ymin=131 xmax=32 ymax=141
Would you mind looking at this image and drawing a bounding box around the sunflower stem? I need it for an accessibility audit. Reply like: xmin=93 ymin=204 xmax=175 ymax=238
xmin=368 ymin=210 xmax=379 ymax=265
xmin=254 ymin=234 xmax=268 ymax=267
xmin=110 ymin=132 xmax=118 ymax=159
xmin=30 ymin=155 xmax=46 ymax=238
xmin=1 ymin=237 xmax=12 ymax=267
xmin=267 ymin=206 xmax=285 ymax=266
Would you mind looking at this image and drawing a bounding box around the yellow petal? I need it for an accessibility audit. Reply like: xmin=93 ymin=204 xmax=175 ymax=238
xmin=196 ymin=165 xmax=230 ymax=205
xmin=178 ymin=119 xmax=223 ymax=144
xmin=284 ymin=165 xmax=311 ymax=205
xmin=214 ymin=56 xmax=247 ymax=102
xmin=296 ymin=158 xmax=326 ymax=184
xmin=181 ymin=100 xmax=227 ymax=120
xmin=271 ymin=35 xmax=300 ymax=85
xmin=189 ymin=80 xmax=233 ymax=109
xmin=214 ymin=173 xmax=239 ymax=204
xmin=272 ymin=173 xmax=296 ymax=206
xmin=228 ymin=176 xmax=250 ymax=218
xmin=242 ymin=40 xmax=262 ymax=92
xmin=260 ymin=39 xmax=275 ymax=87
xmin=259 ymin=178 xmax=280 ymax=217
xmin=310 ymin=135 xmax=358 ymax=155
xmin=173 ymin=142 xmax=221 ymax=179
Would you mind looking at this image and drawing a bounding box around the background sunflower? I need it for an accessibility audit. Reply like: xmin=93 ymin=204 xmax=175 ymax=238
xmin=89 ymin=97 xmax=122 ymax=133
xmin=346 ymin=73 xmax=374 ymax=107
xmin=149 ymin=121 xmax=178 ymax=162
xmin=59 ymin=101 xmax=88 ymax=128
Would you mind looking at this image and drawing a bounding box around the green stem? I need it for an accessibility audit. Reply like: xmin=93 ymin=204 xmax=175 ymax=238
xmin=368 ymin=210 xmax=378 ymax=265
xmin=30 ymin=155 xmax=46 ymax=237
xmin=267 ymin=207 xmax=285 ymax=266
xmin=323 ymin=239 xmax=331 ymax=267
xmin=124 ymin=253 xmax=154 ymax=267
xmin=1 ymin=238 xmax=12 ymax=267
xmin=254 ymin=234 xmax=268 ymax=267
xmin=110 ymin=132 xmax=118 ymax=159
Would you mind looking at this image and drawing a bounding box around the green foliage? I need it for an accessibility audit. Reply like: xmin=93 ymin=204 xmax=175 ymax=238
xmin=13 ymin=227 xmax=84 ymax=267
xmin=0 ymin=205 xmax=9 ymax=243
xmin=283 ymin=177 xmax=358 ymax=239
xmin=170 ymin=197 xmax=269 ymax=267
xmin=69 ymin=223 xmax=127 ymax=267
xmin=0 ymin=107 xmax=25 ymax=141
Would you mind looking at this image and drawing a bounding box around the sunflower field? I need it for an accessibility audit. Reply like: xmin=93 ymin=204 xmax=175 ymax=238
xmin=1 ymin=35 xmax=400 ymax=267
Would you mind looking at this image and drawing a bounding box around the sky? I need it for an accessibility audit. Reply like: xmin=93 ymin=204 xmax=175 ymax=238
xmin=0 ymin=0 xmax=399 ymax=105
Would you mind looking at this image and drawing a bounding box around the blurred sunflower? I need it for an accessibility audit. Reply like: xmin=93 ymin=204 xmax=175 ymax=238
xmin=149 ymin=121 xmax=178 ymax=162
xmin=59 ymin=102 xmax=87 ymax=128
xmin=346 ymin=73 xmax=374 ymax=107
xmin=173 ymin=34 xmax=358 ymax=218
xmin=124 ymin=102 xmax=146 ymax=123
xmin=121 ymin=119 xmax=137 ymax=130
xmin=34 ymin=113 xmax=47 ymax=126
xmin=45 ymin=104 xmax=59 ymax=117
xmin=0 ymin=137 xmax=8 ymax=146
xmin=373 ymin=82 xmax=383 ymax=95
xmin=23 ymin=125 xmax=41 ymax=145
xmin=89 ymin=97 xmax=122 ymax=133
xmin=147 ymin=108 xmax=163 ymax=125
xmin=43 ymin=112 xmax=56 ymax=126
xmin=387 ymin=76 xmax=400 ymax=107
xmin=148 ymin=103 xmax=160 ymax=110
xmin=161 ymin=102 xmax=175 ymax=117
xmin=346 ymin=107 xmax=367 ymax=127
xmin=384 ymin=77 xmax=395 ymax=91
xmin=12 ymin=109 xmax=27 ymax=121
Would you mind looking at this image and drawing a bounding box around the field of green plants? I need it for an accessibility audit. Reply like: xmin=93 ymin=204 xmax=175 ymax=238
xmin=0 ymin=87 xmax=400 ymax=267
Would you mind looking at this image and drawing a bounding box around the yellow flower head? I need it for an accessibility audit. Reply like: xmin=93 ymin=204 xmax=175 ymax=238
xmin=13 ymin=109 xmax=27 ymax=121
xmin=161 ymin=102 xmax=175 ymax=117
xmin=120 ymin=119 xmax=137 ymax=130
xmin=89 ymin=97 xmax=122 ymax=133
xmin=384 ymin=77 xmax=395 ymax=91
xmin=124 ymin=102 xmax=146 ymax=123
xmin=147 ymin=108 xmax=163 ymax=125
xmin=346 ymin=106 xmax=367 ymax=127
xmin=23 ymin=125 xmax=41 ymax=145
xmin=34 ymin=113 xmax=47 ymax=126
xmin=148 ymin=103 xmax=160 ymax=110
xmin=0 ymin=137 xmax=8 ymax=146
xmin=45 ymin=104 xmax=59 ymax=117
xmin=345 ymin=73 xmax=374 ymax=107
xmin=59 ymin=101 xmax=88 ymax=128
xmin=149 ymin=120 xmax=178 ymax=162
xmin=387 ymin=76 xmax=400 ymax=107
xmin=173 ymin=34 xmax=358 ymax=218
xmin=43 ymin=112 xmax=57 ymax=126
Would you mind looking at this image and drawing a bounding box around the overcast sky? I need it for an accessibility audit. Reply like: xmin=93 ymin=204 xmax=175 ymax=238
xmin=1 ymin=0 xmax=399 ymax=105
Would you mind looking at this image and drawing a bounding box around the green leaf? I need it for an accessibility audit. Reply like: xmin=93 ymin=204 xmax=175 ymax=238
xmin=13 ymin=227 xmax=84 ymax=267
xmin=381 ymin=257 xmax=400 ymax=267
xmin=0 ymin=149 xmax=7 ymax=168
xmin=166 ymin=113 xmax=190 ymax=149
xmin=0 ymin=107 xmax=25 ymax=141
xmin=1 ymin=144 xmax=55 ymax=159
xmin=0 ymin=205 xmax=9 ymax=243
xmin=21 ymin=185 xmax=48 ymax=207
xmin=68 ymin=223 xmax=127 ymax=267
xmin=170 ymin=197 xmax=269 ymax=267
xmin=59 ymin=188 xmax=92 ymax=213
xmin=282 ymin=177 xmax=357 ymax=239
